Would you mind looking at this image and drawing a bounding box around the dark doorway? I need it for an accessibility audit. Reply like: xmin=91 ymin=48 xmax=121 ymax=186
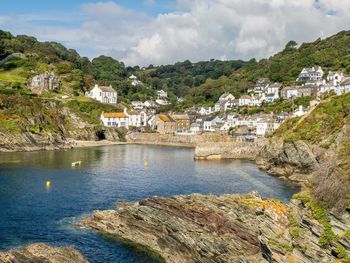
xmin=96 ymin=130 xmax=106 ymax=140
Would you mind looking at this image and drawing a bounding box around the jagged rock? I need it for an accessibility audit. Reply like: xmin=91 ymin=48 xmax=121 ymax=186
xmin=0 ymin=243 xmax=88 ymax=263
xmin=82 ymin=193 xmax=350 ymax=263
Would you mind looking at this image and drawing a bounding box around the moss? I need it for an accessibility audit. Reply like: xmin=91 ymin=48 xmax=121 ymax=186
xmin=290 ymin=227 xmax=301 ymax=239
xmin=100 ymin=232 xmax=166 ymax=263
xmin=0 ymin=119 xmax=21 ymax=133
xmin=343 ymin=229 xmax=350 ymax=240
xmin=293 ymin=191 xmax=339 ymax=247
xmin=335 ymin=244 xmax=350 ymax=263
xmin=300 ymin=244 xmax=308 ymax=254
xmin=268 ymin=239 xmax=293 ymax=253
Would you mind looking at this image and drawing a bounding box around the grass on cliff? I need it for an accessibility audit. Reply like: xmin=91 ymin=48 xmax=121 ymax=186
xmin=0 ymin=94 xmax=67 ymax=134
xmin=65 ymin=99 xmax=123 ymax=125
xmin=293 ymin=191 xmax=339 ymax=247
xmin=275 ymin=93 xmax=350 ymax=148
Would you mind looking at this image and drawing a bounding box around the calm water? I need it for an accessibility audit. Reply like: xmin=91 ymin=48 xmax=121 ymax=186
xmin=0 ymin=145 xmax=299 ymax=262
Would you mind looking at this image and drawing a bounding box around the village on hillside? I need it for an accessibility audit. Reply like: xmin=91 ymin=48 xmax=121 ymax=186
xmin=27 ymin=67 xmax=350 ymax=140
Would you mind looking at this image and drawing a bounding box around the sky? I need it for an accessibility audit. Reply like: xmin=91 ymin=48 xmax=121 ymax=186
xmin=0 ymin=0 xmax=350 ymax=66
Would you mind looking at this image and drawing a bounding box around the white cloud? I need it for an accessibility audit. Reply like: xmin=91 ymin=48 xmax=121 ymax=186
xmin=0 ymin=0 xmax=350 ymax=66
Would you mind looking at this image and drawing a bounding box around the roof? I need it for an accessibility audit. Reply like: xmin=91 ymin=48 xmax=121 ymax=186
xmin=171 ymin=114 xmax=190 ymax=120
xmin=127 ymin=110 xmax=142 ymax=115
xmin=301 ymin=66 xmax=323 ymax=73
xmin=159 ymin=114 xmax=174 ymax=122
xmin=282 ymin=86 xmax=298 ymax=90
xmin=98 ymin=85 xmax=115 ymax=93
xmin=240 ymin=95 xmax=251 ymax=99
xmin=340 ymin=77 xmax=350 ymax=86
xmin=269 ymin=83 xmax=282 ymax=88
xmin=103 ymin=112 xmax=128 ymax=118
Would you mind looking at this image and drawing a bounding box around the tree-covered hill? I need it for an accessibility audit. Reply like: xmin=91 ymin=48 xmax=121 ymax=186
xmin=2 ymin=29 xmax=350 ymax=106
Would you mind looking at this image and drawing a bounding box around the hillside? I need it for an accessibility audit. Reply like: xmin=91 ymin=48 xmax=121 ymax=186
xmin=2 ymin=29 xmax=350 ymax=107
xmin=165 ymin=30 xmax=350 ymax=106
xmin=259 ymin=93 xmax=350 ymax=211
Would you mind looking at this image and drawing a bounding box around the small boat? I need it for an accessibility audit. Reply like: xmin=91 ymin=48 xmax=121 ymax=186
xmin=72 ymin=161 xmax=82 ymax=167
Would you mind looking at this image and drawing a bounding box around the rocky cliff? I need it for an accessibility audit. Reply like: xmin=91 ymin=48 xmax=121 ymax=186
xmin=0 ymin=243 xmax=88 ymax=263
xmin=82 ymin=192 xmax=350 ymax=263
xmin=0 ymin=95 xmax=125 ymax=152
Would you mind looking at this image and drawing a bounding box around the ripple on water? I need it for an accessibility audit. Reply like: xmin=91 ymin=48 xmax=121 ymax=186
xmin=0 ymin=145 xmax=299 ymax=262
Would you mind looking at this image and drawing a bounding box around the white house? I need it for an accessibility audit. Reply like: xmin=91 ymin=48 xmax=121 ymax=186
xmin=327 ymin=71 xmax=344 ymax=87
xmin=266 ymin=83 xmax=281 ymax=96
xmin=198 ymin=106 xmax=213 ymax=115
xmin=144 ymin=100 xmax=157 ymax=108
xmin=293 ymin=105 xmax=308 ymax=117
xmin=256 ymin=119 xmax=281 ymax=137
xmin=239 ymin=95 xmax=251 ymax=106
xmin=297 ymin=66 xmax=324 ymax=82
xmin=129 ymin=74 xmax=142 ymax=86
xmin=157 ymin=90 xmax=168 ymax=99
xmin=100 ymin=112 xmax=129 ymax=128
xmin=336 ymin=77 xmax=350 ymax=95
xmin=218 ymin=93 xmax=235 ymax=102
xmin=250 ymin=95 xmax=263 ymax=107
xmin=203 ymin=116 xmax=224 ymax=132
xmin=254 ymin=78 xmax=271 ymax=93
xmin=131 ymin=101 xmax=144 ymax=109
xmin=86 ymin=84 xmax=117 ymax=104
xmin=124 ymin=108 xmax=148 ymax=127
xmin=156 ymin=98 xmax=170 ymax=106
xmin=281 ymin=86 xmax=299 ymax=99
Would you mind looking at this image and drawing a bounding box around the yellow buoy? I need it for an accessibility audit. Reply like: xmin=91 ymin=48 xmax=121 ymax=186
xmin=46 ymin=181 xmax=51 ymax=188
xmin=72 ymin=160 xmax=83 ymax=167
xmin=144 ymin=161 xmax=149 ymax=168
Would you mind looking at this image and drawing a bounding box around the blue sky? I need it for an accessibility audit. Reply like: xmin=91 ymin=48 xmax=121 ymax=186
xmin=0 ymin=0 xmax=349 ymax=66
xmin=0 ymin=0 xmax=175 ymax=18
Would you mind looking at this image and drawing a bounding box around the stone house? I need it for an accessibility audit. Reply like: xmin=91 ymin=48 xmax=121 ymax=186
xmin=297 ymin=85 xmax=319 ymax=97
xmin=28 ymin=72 xmax=60 ymax=94
xmin=86 ymin=84 xmax=117 ymax=104
xmin=153 ymin=114 xmax=176 ymax=134
xmin=170 ymin=113 xmax=191 ymax=132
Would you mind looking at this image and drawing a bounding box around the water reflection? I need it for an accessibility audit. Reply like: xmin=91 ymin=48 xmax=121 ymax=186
xmin=0 ymin=145 xmax=300 ymax=263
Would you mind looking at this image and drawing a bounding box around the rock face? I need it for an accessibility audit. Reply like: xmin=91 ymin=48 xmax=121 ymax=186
xmin=194 ymin=140 xmax=267 ymax=160
xmin=255 ymin=138 xmax=328 ymax=182
xmin=0 ymin=243 xmax=88 ymax=263
xmin=82 ymin=193 xmax=350 ymax=263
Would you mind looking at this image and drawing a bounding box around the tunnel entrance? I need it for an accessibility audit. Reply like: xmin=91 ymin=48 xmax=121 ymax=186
xmin=96 ymin=130 xmax=106 ymax=141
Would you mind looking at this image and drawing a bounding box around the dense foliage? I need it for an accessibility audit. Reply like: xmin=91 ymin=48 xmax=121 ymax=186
xmin=2 ymin=29 xmax=350 ymax=107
